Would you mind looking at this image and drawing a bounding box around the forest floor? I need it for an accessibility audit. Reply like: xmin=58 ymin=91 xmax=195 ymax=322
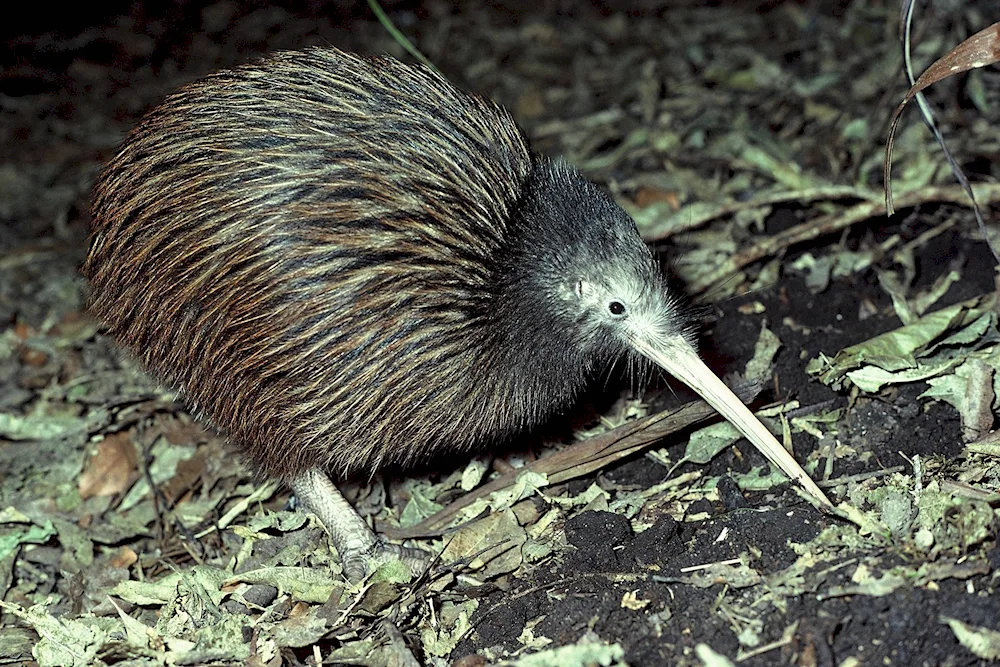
xmin=1 ymin=1 xmax=999 ymax=665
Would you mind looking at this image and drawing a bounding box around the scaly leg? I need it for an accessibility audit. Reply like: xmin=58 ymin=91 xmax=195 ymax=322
xmin=290 ymin=468 xmax=427 ymax=582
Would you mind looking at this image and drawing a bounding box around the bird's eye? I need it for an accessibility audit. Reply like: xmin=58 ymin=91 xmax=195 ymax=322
xmin=608 ymin=301 xmax=626 ymax=316
xmin=575 ymin=280 xmax=585 ymax=297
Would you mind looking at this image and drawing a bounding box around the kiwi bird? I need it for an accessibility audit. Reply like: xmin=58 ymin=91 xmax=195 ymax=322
xmin=84 ymin=47 xmax=829 ymax=581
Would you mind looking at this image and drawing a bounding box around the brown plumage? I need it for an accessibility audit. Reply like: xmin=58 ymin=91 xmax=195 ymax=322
xmin=85 ymin=47 xmax=828 ymax=579
xmin=88 ymin=48 xmax=543 ymax=478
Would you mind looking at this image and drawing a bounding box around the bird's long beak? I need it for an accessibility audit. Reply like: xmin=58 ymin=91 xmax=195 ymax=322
xmin=632 ymin=335 xmax=831 ymax=508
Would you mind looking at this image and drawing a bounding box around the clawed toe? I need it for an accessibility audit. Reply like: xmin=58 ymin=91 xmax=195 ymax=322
xmin=342 ymin=540 xmax=430 ymax=583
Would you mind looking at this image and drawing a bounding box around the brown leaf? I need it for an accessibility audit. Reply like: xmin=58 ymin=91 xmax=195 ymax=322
xmin=160 ymin=447 xmax=208 ymax=505
xmin=884 ymin=22 xmax=1000 ymax=214
xmin=13 ymin=321 xmax=34 ymax=340
xmin=19 ymin=347 xmax=48 ymax=367
xmin=909 ymin=23 xmax=1000 ymax=93
xmin=633 ymin=186 xmax=681 ymax=210
xmin=79 ymin=431 xmax=138 ymax=499
xmin=109 ymin=546 xmax=138 ymax=568
xmin=50 ymin=311 xmax=101 ymax=343
xmin=155 ymin=414 xmax=212 ymax=446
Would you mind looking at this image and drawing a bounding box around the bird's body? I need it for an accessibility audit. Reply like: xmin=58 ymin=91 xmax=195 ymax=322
xmin=85 ymin=48 xmax=676 ymax=480
xmin=86 ymin=47 xmax=828 ymax=580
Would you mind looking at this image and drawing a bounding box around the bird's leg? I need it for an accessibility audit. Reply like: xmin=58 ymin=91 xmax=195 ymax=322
xmin=290 ymin=468 xmax=427 ymax=582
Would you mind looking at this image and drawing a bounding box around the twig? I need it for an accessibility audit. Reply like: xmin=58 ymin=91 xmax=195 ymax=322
xmin=816 ymin=466 xmax=906 ymax=488
xmin=383 ymin=397 xmax=728 ymax=539
xmin=641 ymin=185 xmax=880 ymax=242
xmin=687 ymin=183 xmax=1000 ymax=295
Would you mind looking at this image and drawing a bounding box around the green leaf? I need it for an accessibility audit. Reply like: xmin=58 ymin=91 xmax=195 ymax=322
xmin=685 ymin=421 xmax=741 ymax=464
xmin=224 ymin=566 xmax=338 ymax=604
xmin=810 ymin=294 xmax=996 ymax=390
xmin=943 ymin=617 xmax=1000 ymax=659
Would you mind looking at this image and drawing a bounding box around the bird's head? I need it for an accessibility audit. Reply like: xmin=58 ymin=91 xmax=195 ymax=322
xmin=496 ymin=160 xmax=830 ymax=507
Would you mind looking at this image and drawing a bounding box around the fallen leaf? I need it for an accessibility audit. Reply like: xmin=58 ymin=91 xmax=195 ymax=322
xmin=942 ymin=616 xmax=1000 ymax=660
xmin=79 ymin=432 xmax=137 ymax=499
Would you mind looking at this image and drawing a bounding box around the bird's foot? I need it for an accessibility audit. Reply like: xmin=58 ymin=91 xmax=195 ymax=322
xmin=290 ymin=468 xmax=429 ymax=584
xmin=341 ymin=538 xmax=429 ymax=583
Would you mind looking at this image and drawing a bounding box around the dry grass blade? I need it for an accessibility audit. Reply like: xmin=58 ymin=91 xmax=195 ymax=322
xmin=366 ymin=0 xmax=440 ymax=73
xmin=884 ymin=18 xmax=1000 ymax=247
xmin=385 ymin=388 xmax=771 ymax=539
